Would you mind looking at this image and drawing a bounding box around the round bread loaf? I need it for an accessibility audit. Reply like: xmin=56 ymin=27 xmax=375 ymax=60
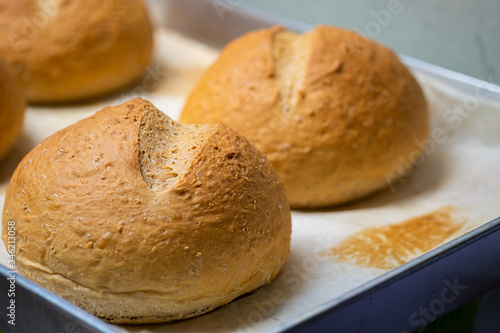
xmin=2 ymin=98 xmax=291 ymax=323
xmin=180 ymin=25 xmax=429 ymax=208
xmin=0 ymin=56 xmax=25 ymax=161
xmin=0 ymin=0 xmax=153 ymax=103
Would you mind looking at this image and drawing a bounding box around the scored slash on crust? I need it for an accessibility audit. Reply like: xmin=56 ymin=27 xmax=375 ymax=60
xmin=272 ymin=30 xmax=310 ymax=115
xmin=138 ymin=104 xmax=213 ymax=192
xmin=271 ymin=28 xmax=343 ymax=116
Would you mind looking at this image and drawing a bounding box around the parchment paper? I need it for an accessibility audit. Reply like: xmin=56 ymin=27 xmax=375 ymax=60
xmin=1 ymin=29 xmax=500 ymax=333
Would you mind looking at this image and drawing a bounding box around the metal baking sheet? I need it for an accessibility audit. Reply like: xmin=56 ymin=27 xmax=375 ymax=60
xmin=2 ymin=1 xmax=500 ymax=332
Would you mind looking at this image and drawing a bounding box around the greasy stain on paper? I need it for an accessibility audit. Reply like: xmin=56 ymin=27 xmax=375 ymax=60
xmin=328 ymin=207 xmax=465 ymax=269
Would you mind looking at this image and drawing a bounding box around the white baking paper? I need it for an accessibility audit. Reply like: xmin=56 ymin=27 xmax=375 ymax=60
xmin=1 ymin=29 xmax=500 ymax=333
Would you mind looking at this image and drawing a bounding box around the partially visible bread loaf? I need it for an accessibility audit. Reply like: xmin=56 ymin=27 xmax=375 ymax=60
xmin=2 ymin=98 xmax=291 ymax=323
xmin=180 ymin=25 xmax=429 ymax=208
xmin=0 ymin=0 xmax=153 ymax=103
xmin=0 ymin=56 xmax=25 ymax=161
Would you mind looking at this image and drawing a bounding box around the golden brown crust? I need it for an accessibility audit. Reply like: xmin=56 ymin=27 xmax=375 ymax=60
xmin=0 ymin=0 xmax=153 ymax=103
xmin=0 ymin=56 xmax=25 ymax=161
xmin=180 ymin=25 xmax=429 ymax=208
xmin=2 ymin=98 xmax=291 ymax=323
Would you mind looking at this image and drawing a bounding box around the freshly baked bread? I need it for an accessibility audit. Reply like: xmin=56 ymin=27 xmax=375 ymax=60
xmin=0 ymin=56 xmax=25 ymax=161
xmin=0 ymin=0 xmax=153 ymax=103
xmin=180 ymin=25 xmax=429 ymax=208
xmin=2 ymin=98 xmax=291 ymax=323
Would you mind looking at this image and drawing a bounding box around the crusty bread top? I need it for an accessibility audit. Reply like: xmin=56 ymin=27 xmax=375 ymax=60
xmin=0 ymin=56 xmax=25 ymax=161
xmin=0 ymin=0 xmax=153 ymax=103
xmin=180 ymin=25 xmax=429 ymax=208
xmin=2 ymin=98 xmax=290 ymax=313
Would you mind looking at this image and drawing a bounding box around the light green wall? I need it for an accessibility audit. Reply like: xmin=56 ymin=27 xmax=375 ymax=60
xmin=242 ymin=0 xmax=500 ymax=85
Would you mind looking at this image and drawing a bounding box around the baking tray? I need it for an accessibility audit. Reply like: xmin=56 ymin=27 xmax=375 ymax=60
xmin=2 ymin=1 xmax=500 ymax=332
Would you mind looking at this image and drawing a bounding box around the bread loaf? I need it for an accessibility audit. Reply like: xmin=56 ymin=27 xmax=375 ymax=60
xmin=2 ymin=98 xmax=291 ymax=323
xmin=180 ymin=25 xmax=429 ymax=208
xmin=0 ymin=0 xmax=153 ymax=103
xmin=0 ymin=56 xmax=25 ymax=161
